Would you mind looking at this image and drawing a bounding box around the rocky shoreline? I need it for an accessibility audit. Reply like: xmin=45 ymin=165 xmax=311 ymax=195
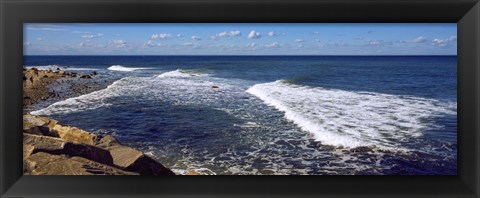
xmin=23 ymin=68 xmax=177 ymax=175
xmin=23 ymin=67 xmax=101 ymax=107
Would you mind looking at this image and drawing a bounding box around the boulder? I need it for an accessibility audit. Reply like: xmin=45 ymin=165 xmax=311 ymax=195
xmin=23 ymin=115 xmax=60 ymax=137
xmin=23 ymin=159 xmax=37 ymax=174
xmin=27 ymin=152 xmax=137 ymax=175
xmin=23 ymin=133 xmax=66 ymax=152
xmin=23 ymin=114 xmax=49 ymax=127
xmin=80 ymin=74 xmax=92 ymax=79
xmin=23 ymin=144 xmax=36 ymax=174
xmin=47 ymin=119 xmax=58 ymax=130
xmin=51 ymin=124 xmax=97 ymax=145
xmin=22 ymin=114 xmax=176 ymax=176
xmin=62 ymin=142 xmax=114 ymax=165
xmin=23 ymin=133 xmax=114 ymax=166
xmin=124 ymin=154 xmax=176 ymax=176
xmin=95 ymin=135 xmax=119 ymax=148
xmin=23 ymin=144 xmax=35 ymax=159
xmin=102 ymin=144 xmax=175 ymax=176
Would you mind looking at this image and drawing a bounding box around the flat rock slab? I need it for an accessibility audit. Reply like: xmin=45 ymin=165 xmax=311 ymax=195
xmin=23 ymin=144 xmax=35 ymax=159
xmin=105 ymin=145 xmax=174 ymax=176
xmin=23 ymin=114 xmax=50 ymax=128
xmin=27 ymin=152 xmax=137 ymax=175
xmin=24 ymin=133 xmax=114 ymax=166
xmin=23 ymin=114 xmax=98 ymax=144
xmin=52 ymin=124 xmax=97 ymax=145
xmin=23 ymin=133 xmax=66 ymax=152
xmin=22 ymin=114 xmax=176 ymax=175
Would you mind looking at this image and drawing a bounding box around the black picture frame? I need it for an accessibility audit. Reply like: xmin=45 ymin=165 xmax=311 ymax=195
xmin=1 ymin=0 xmax=479 ymax=197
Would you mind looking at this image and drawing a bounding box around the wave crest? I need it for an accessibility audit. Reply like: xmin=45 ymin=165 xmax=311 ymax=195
xmin=246 ymin=80 xmax=456 ymax=149
xmin=157 ymin=69 xmax=209 ymax=78
xmin=107 ymin=65 xmax=147 ymax=72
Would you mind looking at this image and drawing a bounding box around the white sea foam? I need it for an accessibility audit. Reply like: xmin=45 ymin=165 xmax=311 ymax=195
xmin=31 ymin=69 xmax=228 ymax=116
xmin=157 ymin=69 xmax=208 ymax=78
xmin=31 ymin=77 xmax=138 ymax=115
xmin=107 ymin=65 xmax=148 ymax=72
xmin=246 ymin=80 xmax=457 ymax=149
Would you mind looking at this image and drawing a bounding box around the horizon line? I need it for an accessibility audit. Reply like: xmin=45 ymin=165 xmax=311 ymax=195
xmin=23 ymin=54 xmax=458 ymax=56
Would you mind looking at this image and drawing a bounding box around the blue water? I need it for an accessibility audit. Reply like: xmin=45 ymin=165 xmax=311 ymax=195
xmin=25 ymin=56 xmax=457 ymax=175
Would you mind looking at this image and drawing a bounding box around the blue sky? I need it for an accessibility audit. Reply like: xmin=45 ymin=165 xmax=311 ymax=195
xmin=24 ymin=23 xmax=457 ymax=55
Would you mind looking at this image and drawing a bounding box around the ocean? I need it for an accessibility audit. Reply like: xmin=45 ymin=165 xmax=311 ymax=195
xmin=24 ymin=55 xmax=457 ymax=175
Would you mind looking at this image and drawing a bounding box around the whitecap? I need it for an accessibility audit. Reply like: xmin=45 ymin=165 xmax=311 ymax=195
xmin=246 ymin=80 xmax=456 ymax=149
xmin=107 ymin=65 xmax=148 ymax=72
xmin=31 ymin=77 xmax=138 ymax=115
xmin=157 ymin=69 xmax=209 ymax=78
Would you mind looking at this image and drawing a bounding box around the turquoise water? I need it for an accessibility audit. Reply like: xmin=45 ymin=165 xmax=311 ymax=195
xmin=25 ymin=56 xmax=457 ymax=175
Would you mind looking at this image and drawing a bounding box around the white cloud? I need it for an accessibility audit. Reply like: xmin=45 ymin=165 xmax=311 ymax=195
xmin=267 ymin=32 xmax=277 ymax=37
xmin=312 ymin=31 xmax=320 ymax=35
xmin=334 ymin=41 xmax=348 ymax=47
xmin=72 ymin=31 xmax=92 ymax=34
xmin=248 ymin=30 xmax=261 ymax=39
xmin=24 ymin=42 xmax=31 ymax=46
xmin=79 ymin=41 xmax=96 ymax=48
xmin=413 ymin=36 xmax=427 ymax=43
xmin=177 ymin=34 xmax=182 ymax=38
xmin=113 ymin=40 xmax=126 ymax=44
xmin=81 ymin=33 xmax=103 ymax=39
xmin=265 ymin=42 xmax=280 ymax=48
xmin=367 ymin=39 xmax=385 ymax=46
xmin=295 ymin=39 xmax=304 ymax=43
xmin=191 ymin=36 xmax=201 ymax=41
xmin=113 ymin=40 xmax=127 ymax=47
xmin=27 ymin=24 xmax=68 ymax=31
xmin=144 ymin=40 xmax=155 ymax=47
xmin=449 ymin=35 xmax=457 ymax=41
xmin=182 ymin=42 xmax=201 ymax=48
xmin=354 ymin=36 xmax=365 ymax=40
xmin=151 ymin=33 xmax=175 ymax=39
xmin=245 ymin=43 xmax=257 ymax=48
xmin=214 ymin=30 xmax=241 ymax=38
xmin=37 ymin=37 xmax=43 ymax=41
xmin=431 ymin=38 xmax=450 ymax=47
xmin=397 ymin=40 xmax=407 ymax=46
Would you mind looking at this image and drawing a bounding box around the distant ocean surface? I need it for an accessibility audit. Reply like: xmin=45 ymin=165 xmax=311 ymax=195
xmin=25 ymin=56 xmax=457 ymax=175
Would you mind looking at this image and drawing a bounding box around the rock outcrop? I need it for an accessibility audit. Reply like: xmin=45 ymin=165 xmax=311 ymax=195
xmin=23 ymin=68 xmax=91 ymax=106
xmin=23 ymin=114 xmax=175 ymax=176
xmin=23 ymin=68 xmax=62 ymax=106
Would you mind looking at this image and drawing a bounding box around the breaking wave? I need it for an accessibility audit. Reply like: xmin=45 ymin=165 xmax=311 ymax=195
xmin=107 ymin=65 xmax=148 ymax=72
xmin=246 ymin=80 xmax=456 ymax=150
